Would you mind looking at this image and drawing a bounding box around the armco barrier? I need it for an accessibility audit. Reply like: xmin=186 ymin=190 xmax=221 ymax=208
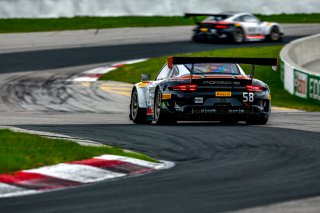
xmin=280 ymin=34 xmax=320 ymax=102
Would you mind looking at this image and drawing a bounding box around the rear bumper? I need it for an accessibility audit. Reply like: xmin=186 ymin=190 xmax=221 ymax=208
xmin=170 ymin=105 xmax=268 ymax=121
xmin=161 ymin=95 xmax=270 ymax=121
xmin=193 ymin=29 xmax=233 ymax=40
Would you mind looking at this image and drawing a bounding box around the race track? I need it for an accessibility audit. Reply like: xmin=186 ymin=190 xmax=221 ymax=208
xmin=1 ymin=24 xmax=320 ymax=213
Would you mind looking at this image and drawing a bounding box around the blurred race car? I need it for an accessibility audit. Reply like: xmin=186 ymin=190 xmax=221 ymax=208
xmin=129 ymin=56 xmax=277 ymax=125
xmin=185 ymin=12 xmax=284 ymax=43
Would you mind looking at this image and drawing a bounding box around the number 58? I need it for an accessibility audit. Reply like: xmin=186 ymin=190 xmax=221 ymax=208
xmin=243 ymin=92 xmax=254 ymax=102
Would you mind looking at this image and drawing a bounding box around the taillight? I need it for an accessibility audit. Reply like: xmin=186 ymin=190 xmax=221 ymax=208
xmin=170 ymin=84 xmax=197 ymax=91
xmin=246 ymin=85 xmax=265 ymax=92
xmin=215 ymin=25 xmax=229 ymax=29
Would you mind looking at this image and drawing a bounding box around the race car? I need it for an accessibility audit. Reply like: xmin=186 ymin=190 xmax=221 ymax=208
xmin=185 ymin=12 xmax=284 ymax=43
xmin=129 ymin=56 xmax=277 ymax=125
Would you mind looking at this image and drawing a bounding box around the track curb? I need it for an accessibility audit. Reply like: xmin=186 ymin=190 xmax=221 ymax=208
xmin=71 ymin=59 xmax=147 ymax=82
xmin=0 ymin=127 xmax=174 ymax=198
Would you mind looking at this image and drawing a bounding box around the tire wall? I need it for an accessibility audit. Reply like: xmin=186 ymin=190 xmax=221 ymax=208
xmin=0 ymin=0 xmax=320 ymax=18
xmin=280 ymin=34 xmax=320 ymax=102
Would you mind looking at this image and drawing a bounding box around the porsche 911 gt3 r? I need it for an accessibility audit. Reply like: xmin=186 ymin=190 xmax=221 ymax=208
xmin=185 ymin=12 xmax=284 ymax=43
xmin=129 ymin=57 xmax=277 ymax=125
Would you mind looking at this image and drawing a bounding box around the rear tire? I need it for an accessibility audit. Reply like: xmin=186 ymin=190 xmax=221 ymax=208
xmin=130 ymin=90 xmax=151 ymax=124
xmin=220 ymin=118 xmax=239 ymax=124
xmin=192 ymin=35 xmax=202 ymax=43
xmin=246 ymin=115 xmax=268 ymax=125
xmin=232 ymin=27 xmax=245 ymax=43
xmin=154 ymin=89 xmax=177 ymax=125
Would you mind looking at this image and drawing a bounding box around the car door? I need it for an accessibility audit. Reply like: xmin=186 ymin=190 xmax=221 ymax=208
xmin=239 ymin=15 xmax=263 ymax=36
xmin=148 ymin=64 xmax=171 ymax=110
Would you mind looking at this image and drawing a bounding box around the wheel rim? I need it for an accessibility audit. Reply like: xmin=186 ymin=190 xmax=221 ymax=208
xmin=154 ymin=91 xmax=161 ymax=120
xmin=131 ymin=92 xmax=138 ymax=119
xmin=233 ymin=28 xmax=244 ymax=43
xmin=270 ymin=28 xmax=280 ymax=41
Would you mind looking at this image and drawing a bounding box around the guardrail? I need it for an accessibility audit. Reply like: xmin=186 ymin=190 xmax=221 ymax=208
xmin=280 ymin=34 xmax=320 ymax=102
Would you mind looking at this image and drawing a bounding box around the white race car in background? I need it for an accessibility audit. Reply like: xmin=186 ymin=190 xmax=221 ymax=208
xmin=186 ymin=12 xmax=284 ymax=43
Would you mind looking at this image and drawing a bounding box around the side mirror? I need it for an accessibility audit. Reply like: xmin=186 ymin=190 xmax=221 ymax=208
xmin=141 ymin=74 xmax=151 ymax=82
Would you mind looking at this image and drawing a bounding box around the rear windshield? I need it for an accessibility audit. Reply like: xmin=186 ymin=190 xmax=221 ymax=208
xmin=205 ymin=15 xmax=229 ymax=22
xmin=185 ymin=63 xmax=240 ymax=75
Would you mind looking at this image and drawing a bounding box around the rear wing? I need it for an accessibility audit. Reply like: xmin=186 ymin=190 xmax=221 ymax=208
xmin=167 ymin=56 xmax=278 ymax=78
xmin=184 ymin=13 xmax=229 ymax=18
xmin=184 ymin=13 xmax=230 ymax=23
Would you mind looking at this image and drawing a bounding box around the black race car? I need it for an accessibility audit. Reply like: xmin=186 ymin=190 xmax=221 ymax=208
xmin=185 ymin=12 xmax=284 ymax=43
xmin=129 ymin=57 xmax=277 ymax=125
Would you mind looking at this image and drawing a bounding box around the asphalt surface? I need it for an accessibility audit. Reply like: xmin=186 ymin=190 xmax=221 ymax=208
xmin=1 ymin=25 xmax=320 ymax=213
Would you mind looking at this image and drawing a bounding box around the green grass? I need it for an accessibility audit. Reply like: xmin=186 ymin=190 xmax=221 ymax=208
xmin=256 ymin=13 xmax=320 ymax=23
xmin=99 ymin=45 xmax=320 ymax=111
xmin=0 ymin=13 xmax=319 ymax=33
xmin=0 ymin=16 xmax=193 ymax=33
xmin=0 ymin=129 xmax=158 ymax=174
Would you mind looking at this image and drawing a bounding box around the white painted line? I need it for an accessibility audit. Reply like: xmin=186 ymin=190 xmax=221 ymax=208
xmin=0 ymin=183 xmax=36 ymax=198
xmin=2 ymin=126 xmax=103 ymax=147
xmin=25 ymin=163 xmax=125 ymax=183
xmin=95 ymin=154 xmax=172 ymax=170
xmin=73 ymin=77 xmax=100 ymax=82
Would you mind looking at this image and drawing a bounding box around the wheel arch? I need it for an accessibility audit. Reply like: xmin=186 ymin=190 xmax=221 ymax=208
xmin=265 ymin=23 xmax=281 ymax=35
xmin=132 ymin=85 xmax=148 ymax=108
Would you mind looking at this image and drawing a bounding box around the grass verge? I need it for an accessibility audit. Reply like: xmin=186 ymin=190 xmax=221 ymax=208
xmin=0 ymin=129 xmax=158 ymax=174
xmin=0 ymin=14 xmax=319 ymax=33
xmin=99 ymin=45 xmax=320 ymax=111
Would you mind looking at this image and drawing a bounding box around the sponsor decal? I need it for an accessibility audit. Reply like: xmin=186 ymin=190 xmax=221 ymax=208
xmin=293 ymin=69 xmax=320 ymax=102
xmin=194 ymin=97 xmax=204 ymax=104
xmin=203 ymin=81 xmax=240 ymax=85
xmin=162 ymin=94 xmax=172 ymax=100
xmin=215 ymin=91 xmax=232 ymax=97
xmin=309 ymin=76 xmax=320 ymax=101
xmin=294 ymin=70 xmax=308 ymax=98
xmin=138 ymin=82 xmax=149 ymax=88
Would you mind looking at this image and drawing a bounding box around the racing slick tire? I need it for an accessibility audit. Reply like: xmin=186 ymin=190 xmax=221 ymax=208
xmin=246 ymin=115 xmax=268 ymax=125
xmin=154 ymin=89 xmax=177 ymax=125
xmin=220 ymin=119 xmax=239 ymax=124
xmin=267 ymin=26 xmax=282 ymax=42
xmin=192 ymin=35 xmax=203 ymax=43
xmin=231 ymin=27 xmax=245 ymax=43
xmin=130 ymin=89 xmax=151 ymax=124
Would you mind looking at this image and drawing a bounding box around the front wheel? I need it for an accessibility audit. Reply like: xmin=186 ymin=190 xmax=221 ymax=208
xmin=267 ymin=26 xmax=282 ymax=42
xmin=130 ymin=90 xmax=151 ymax=124
xmin=154 ymin=89 xmax=177 ymax=125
